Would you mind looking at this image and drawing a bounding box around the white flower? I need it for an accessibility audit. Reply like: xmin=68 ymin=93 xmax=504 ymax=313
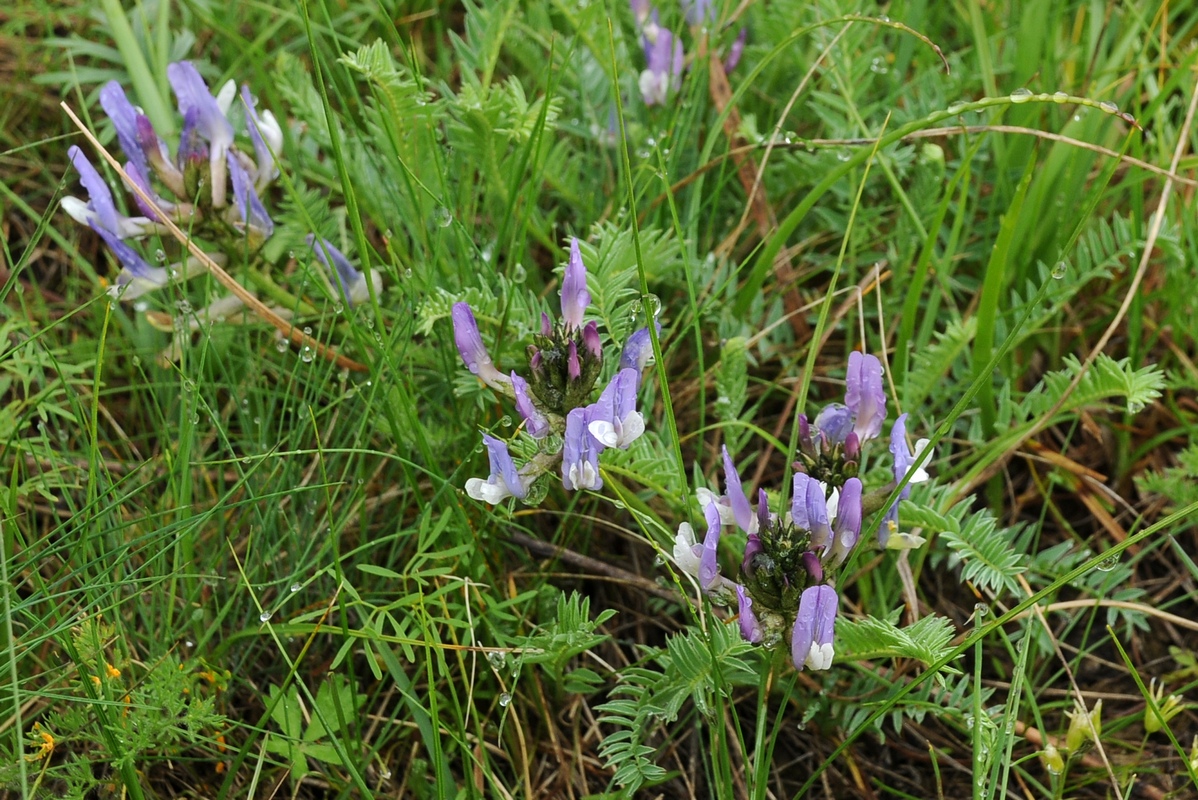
xmin=672 ymin=522 xmax=702 ymax=578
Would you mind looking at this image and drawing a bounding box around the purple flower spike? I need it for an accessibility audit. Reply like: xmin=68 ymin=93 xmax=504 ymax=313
xmin=722 ymin=446 xmax=757 ymax=535
xmin=63 ymin=146 xmax=155 ymax=239
xmin=562 ymin=407 xmax=603 ymax=491
xmin=582 ymin=321 xmax=602 ymax=360
xmin=792 ymin=473 xmax=831 ymax=549
xmin=828 ymin=477 xmax=863 ymax=566
xmin=588 ymin=368 xmax=644 ymax=449
xmin=791 ymin=585 xmax=838 ymax=671
xmin=725 ymin=28 xmax=747 ymax=72
xmin=227 ymin=153 xmax=273 ymax=239
xmin=451 ymin=302 xmax=510 ymax=392
xmin=814 ymin=403 xmax=852 ymax=446
xmin=698 ymin=501 xmax=722 ymax=590
xmin=98 ymin=81 xmax=149 ymax=180
xmin=845 ymin=352 xmax=886 ymax=443
xmin=511 ymin=372 xmax=549 ymax=439
xmin=167 ymin=61 xmax=234 ymax=207
xmin=465 ymin=433 xmax=528 ymax=504
xmin=561 ymin=238 xmax=591 ymax=332
xmin=736 ymin=585 xmax=763 ymax=644
xmin=741 ymin=532 xmax=763 ymax=576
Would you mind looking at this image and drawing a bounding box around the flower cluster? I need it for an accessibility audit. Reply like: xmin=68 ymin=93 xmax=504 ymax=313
xmin=453 ymin=238 xmax=654 ymax=503
xmin=673 ymin=353 xmax=932 ymax=672
xmin=629 ymin=1 xmax=746 ymax=107
xmin=62 ymin=61 xmax=379 ymax=316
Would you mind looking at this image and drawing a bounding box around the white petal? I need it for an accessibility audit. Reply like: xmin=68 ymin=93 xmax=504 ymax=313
xmin=805 ymin=642 xmax=835 ymax=671
xmin=61 ymin=196 xmax=95 ymax=227
xmin=911 ymin=439 xmax=933 ymax=483
xmin=616 ymin=411 xmax=644 ymax=447
xmin=588 ymin=419 xmax=619 ymax=448
xmin=465 ymin=477 xmax=509 ymax=504
xmin=215 ymin=79 xmax=237 ymax=116
xmin=885 ymin=531 xmax=927 ymax=550
xmin=673 ymin=523 xmax=702 ymax=578
xmin=824 ymin=486 xmax=840 ymax=519
xmin=260 ymin=110 xmax=284 ymax=157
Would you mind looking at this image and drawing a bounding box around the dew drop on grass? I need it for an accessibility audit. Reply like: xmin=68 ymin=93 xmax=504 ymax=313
xmin=155 ymin=249 xmax=167 ymax=263
xmin=259 ymin=611 xmax=272 ymax=622
xmin=487 ymin=651 xmax=506 ymax=669
xmin=498 ymin=692 xmax=512 ymax=707
xmin=275 ymin=339 xmax=289 ymax=353
xmin=1009 ymin=88 xmax=1033 ymax=103
xmin=1052 ymin=91 xmax=1069 ymax=104
xmin=177 ymin=299 xmax=192 ymax=315
xmin=1099 ymin=101 xmax=1119 ymax=113
xmin=653 ymin=554 xmax=665 ymax=566
xmin=1052 ymin=261 xmax=1067 ymax=279
xmin=974 ymin=602 xmax=990 ymax=618
xmin=300 ymin=346 xmax=314 ymax=363
xmin=290 ymin=583 xmax=301 ymax=593
xmin=133 ymin=300 xmax=148 ymax=312
xmin=1097 ymin=554 xmax=1120 ymax=571
xmin=433 ymin=207 xmax=453 ymax=228
xmin=185 ymin=640 xmax=194 ymax=648
xmin=499 ymin=415 xmax=513 ymax=428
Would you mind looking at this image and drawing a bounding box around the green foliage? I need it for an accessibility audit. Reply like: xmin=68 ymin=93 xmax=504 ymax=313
xmin=1017 ymin=353 xmax=1165 ymax=419
xmin=715 ymin=336 xmax=750 ymax=456
xmin=836 ymin=612 xmax=959 ymax=671
xmin=518 ymin=590 xmax=615 ymax=687
xmin=264 ymin=675 xmax=365 ymax=782
xmin=1136 ymin=443 xmax=1198 ymax=528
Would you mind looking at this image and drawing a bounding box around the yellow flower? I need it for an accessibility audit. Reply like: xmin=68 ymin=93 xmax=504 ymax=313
xmin=105 ymin=663 xmax=121 ymax=679
xmin=25 ymin=723 xmax=54 ymax=762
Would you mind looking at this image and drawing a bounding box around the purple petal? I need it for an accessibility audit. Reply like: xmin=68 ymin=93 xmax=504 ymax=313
xmin=567 ymin=340 xmax=581 ymax=381
xmin=561 ymin=238 xmax=591 ymax=332
xmin=741 ymin=532 xmax=762 ymax=576
xmin=801 ymin=551 xmax=823 ymax=583
xmin=722 ymin=446 xmax=755 ymax=534
xmin=619 ymin=324 xmax=657 ymax=378
xmin=562 ymin=407 xmax=602 ymax=491
xmin=792 ymin=585 xmax=837 ymax=671
xmin=167 ymin=61 xmax=233 ymax=206
xmin=123 ymin=161 xmax=166 ymax=220
xmin=540 ymin=312 xmax=552 ymax=337
xmin=829 ymin=478 xmax=863 ymax=565
xmin=736 ymin=585 xmax=763 ymax=644
xmin=792 ymin=473 xmax=831 ymax=549
xmin=582 ymin=321 xmax=602 ymax=360
xmin=98 ymin=81 xmax=149 ymax=179
xmin=511 ymin=372 xmax=549 ymax=439
xmin=308 ymin=236 xmax=368 ymax=305
xmin=814 ymin=403 xmax=852 ymax=446
xmin=890 ymin=413 xmax=913 ymax=499
xmin=67 ymin=146 xmax=119 ymax=234
xmin=724 ymin=28 xmax=747 ymax=72
xmin=240 ymin=84 xmax=278 ymax=185
xmin=481 ymin=433 xmax=527 ymax=500
xmin=846 ymin=352 xmax=886 ymax=442
xmin=755 ymin=487 xmax=770 ymax=534
xmin=699 ymin=501 xmax=722 ymax=590
xmin=451 ymin=302 xmax=507 ymax=390
xmin=228 ymin=153 xmax=273 ymax=237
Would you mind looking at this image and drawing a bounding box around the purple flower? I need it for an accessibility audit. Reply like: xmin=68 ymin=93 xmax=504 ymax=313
xmin=724 ymin=28 xmax=747 ymax=72
xmin=791 ymin=473 xmax=831 ymax=550
xmin=791 ymin=584 xmax=838 ymax=671
xmin=801 ymin=551 xmax=823 ymax=583
xmin=890 ymin=414 xmax=914 ymax=502
xmin=582 ymin=321 xmax=602 ymax=360
xmin=618 ymin=324 xmax=657 ymax=379
xmin=62 ymin=146 xmax=155 ymax=239
xmin=167 ymin=61 xmax=234 ymax=207
xmin=722 ymin=446 xmax=757 ymax=534
xmin=827 ymin=477 xmax=862 ymax=566
xmin=562 ymin=407 xmax=603 ymax=491
xmin=736 ymin=585 xmax=763 ymax=644
xmin=880 ymin=414 xmax=932 ymax=547
xmin=629 ymin=0 xmax=651 ymax=26
xmin=511 ymin=372 xmax=550 ymax=439
xmin=228 ymin=153 xmax=273 ymax=240
xmin=587 ymin=368 xmax=645 ymax=449
xmin=136 ymin=114 xmax=185 ymax=198
xmin=639 ymin=24 xmax=683 ymax=106
xmin=814 ymin=403 xmax=852 ymax=446
xmin=755 ymin=487 xmax=771 ymax=534
xmin=98 ymin=81 xmax=150 ymax=183
xmin=451 ymin=302 xmax=510 ymax=392
xmin=240 ymin=84 xmax=282 ymax=190
xmin=845 ymin=351 xmax=886 ymax=443
xmin=90 ymin=224 xmax=168 ymax=299
xmin=698 ymin=501 xmax=722 ymax=590
xmin=561 ymin=238 xmax=591 ymax=333
xmin=465 ymin=433 xmax=528 ymax=504
xmin=681 ymin=0 xmax=714 ymax=26
xmin=308 ymin=236 xmax=380 ymax=306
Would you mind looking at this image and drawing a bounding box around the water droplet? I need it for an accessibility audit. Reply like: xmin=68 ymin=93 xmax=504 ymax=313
xmin=1052 ymin=261 xmax=1067 ymax=279
xmin=947 ymin=101 xmax=968 ymax=115
xmin=499 ymin=415 xmax=513 ymax=428
xmin=653 ymin=554 xmax=665 ymax=566
xmin=511 ymin=263 xmax=527 ymax=282
xmin=380 ymin=770 xmax=392 ymax=781
xmin=878 ymin=14 xmax=890 ymax=22
xmin=290 ymin=583 xmax=301 ymax=593
xmin=1073 ymin=114 xmax=1082 ymax=122
xmin=106 ymin=284 xmax=125 ymax=300
xmin=303 ymin=326 xmax=312 ymax=336
xmin=154 ymin=249 xmax=167 ymax=263
xmin=300 ymin=346 xmax=314 ymax=363
xmin=185 ymin=640 xmax=194 ymax=648
xmin=402 ymin=268 xmax=413 ymax=279
xmin=259 ymin=611 xmax=272 ymax=622
xmin=1099 ymin=101 xmax=1119 ymax=114
xmin=433 ymin=207 xmax=453 ymax=228
xmin=176 ymin=299 xmax=192 ymax=315
xmin=133 ymin=300 xmax=148 ymax=312
xmin=974 ymin=602 xmax=990 ymax=618
xmin=1010 ymin=88 xmax=1033 ymax=103
xmin=870 ymin=57 xmax=889 ymax=74
xmin=333 ymin=302 xmax=343 ymax=314
xmin=1096 ymin=554 xmax=1120 ymax=572
xmin=498 ymin=692 xmax=512 ymax=707
xmin=481 ymin=245 xmax=493 ymax=263
xmin=183 ymin=378 xmax=195 ymax=392
xmin=487 ymin=651 xmax=507 ymax=669
xmin=643 ymin=293 xmax=662 ymax=318
xmin=276 ymin=339 xmax=289 ymax=353
xmin=1052 ymin=91 xmax=1068 ymax=104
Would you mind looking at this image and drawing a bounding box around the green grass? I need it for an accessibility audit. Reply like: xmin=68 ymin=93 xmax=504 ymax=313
xmin=3 ymin=0 xmax=1198 ymax=798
